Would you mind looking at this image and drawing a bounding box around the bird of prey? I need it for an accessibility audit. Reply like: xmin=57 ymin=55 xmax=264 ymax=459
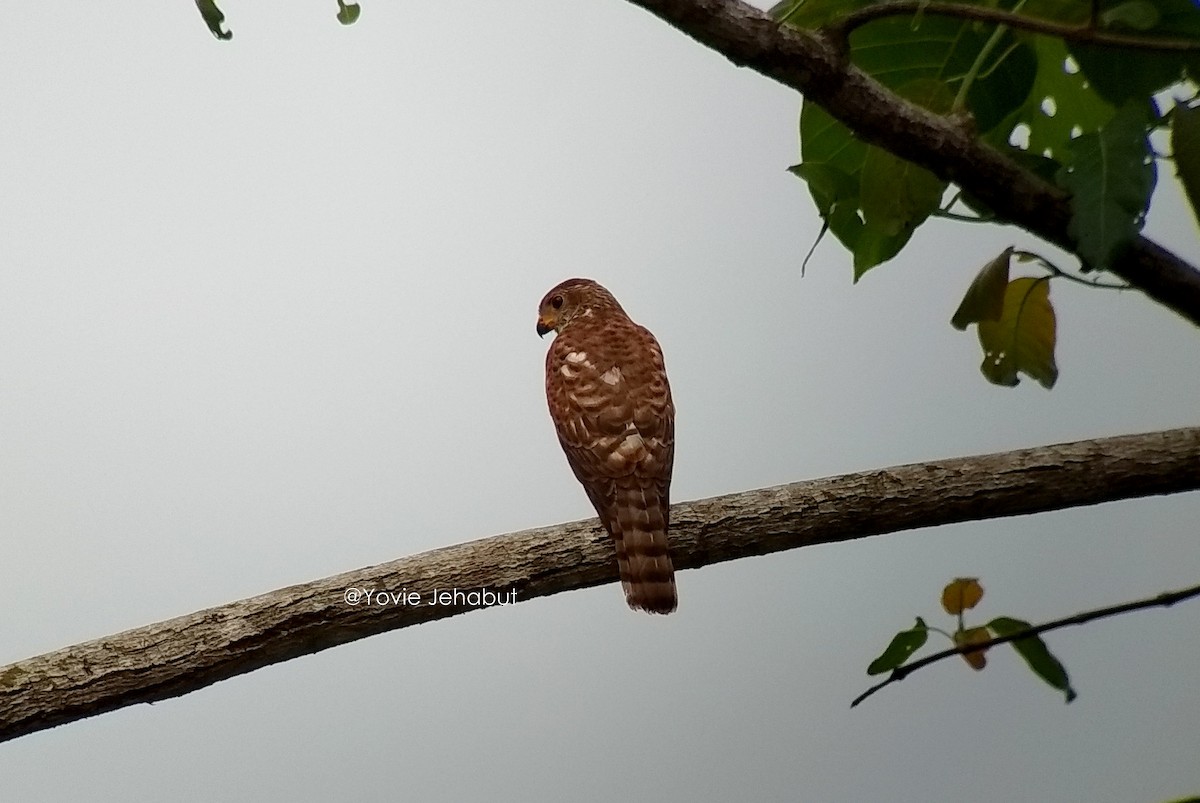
xmin=536 ymin=278 xmax=677 ymax=614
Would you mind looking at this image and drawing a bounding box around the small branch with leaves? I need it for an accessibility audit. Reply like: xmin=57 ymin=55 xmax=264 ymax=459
xmin=853 ymin=578 xmax=1200 ymax=708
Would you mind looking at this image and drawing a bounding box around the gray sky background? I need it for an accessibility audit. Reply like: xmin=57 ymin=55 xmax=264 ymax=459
xmin=2 ymin=3 xmax=1198 ymax=801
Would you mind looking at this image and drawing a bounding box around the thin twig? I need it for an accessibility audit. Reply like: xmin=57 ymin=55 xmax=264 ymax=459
xmin=932 ymin=208 xmax=993 ymax=222
xmin=935 ymin=190 xmax=996 ymax=222
xmin=852 ymin=581 xmax=1200 ymax=707
xmin=825 ymin=1 xmax=1200 ymax=52
xmin=1013 ymin=249 xmax=1131 ymax=290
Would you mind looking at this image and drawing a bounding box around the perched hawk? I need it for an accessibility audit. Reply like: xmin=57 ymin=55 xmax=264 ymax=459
xmin=536 ymin=278 xmax=677 ymax=614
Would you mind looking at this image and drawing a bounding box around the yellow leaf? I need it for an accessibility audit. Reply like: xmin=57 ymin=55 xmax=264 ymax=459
xmin=942 ymin=577 xmax=984 ymax=615
xmin=952 ymin=248 xmax=1012 ymax=330
xmin=954 ymin=626 xmax=991 ymax=671
xmin=977 ymin=277 xmax=1058 ymax=389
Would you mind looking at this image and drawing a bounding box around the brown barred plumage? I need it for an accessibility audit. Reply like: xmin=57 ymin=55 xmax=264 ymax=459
xmin=537 ymin=278 xmax=677 ymax=614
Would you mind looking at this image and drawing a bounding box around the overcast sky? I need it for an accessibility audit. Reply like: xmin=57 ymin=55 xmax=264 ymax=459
xmin=2 ymin=2 xmax=1198 ymax=801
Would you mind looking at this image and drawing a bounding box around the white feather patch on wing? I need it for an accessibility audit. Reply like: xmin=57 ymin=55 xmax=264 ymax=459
xmin=600 ymin=366 xmax=622 ymax=386
xmin=607 ymin=431 xmax=645 ymax=469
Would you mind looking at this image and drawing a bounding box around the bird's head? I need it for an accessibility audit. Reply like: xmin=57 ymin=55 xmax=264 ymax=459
xmin=536 ymin=278 xmax=624 ymax=337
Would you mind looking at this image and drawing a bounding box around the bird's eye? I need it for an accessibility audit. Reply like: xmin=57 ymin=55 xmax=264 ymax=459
xmin=550 ymin=295 xmax=564 ymax=309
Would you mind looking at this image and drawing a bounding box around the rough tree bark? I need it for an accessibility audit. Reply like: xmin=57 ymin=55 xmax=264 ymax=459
xmin=620 ymin=0 xmax=1200 ymax=327
xmin=0 ymin=427 xmax=1197 ymax=743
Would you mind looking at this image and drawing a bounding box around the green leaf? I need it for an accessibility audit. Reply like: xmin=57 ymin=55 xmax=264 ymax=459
xmin=799 ymin=102 xmax=870 ymax=196
xmin=788 ymin=162 xmax=859 ymax=219
xmin=1100 ymin=0 xmax=1161 ymax=29
xmin=787 ymin=9 xmax=1037 ymax=275
xmin=784 ymin=4 xmax=1038 ymax=134
xmin=1069 ymin=48 xmax=1186 ymax=106
xmin=1057 ymin=101 xmax=1157 ymax=270
xmin=1068 ymin=0 xmax=1199 ymax=105
xmin=796 ymin=103 xmax=885 ymax=271
xmin=789 ymin=162 xmax=871 ymax=272
xmin=788 ymin=4 xmax=1038 ymax=276
xmin=860 ymin=80 xmax=952 ymax=240
xmin=867 ymin=617 xmax=929 ymax=675
xmin=952 ymin=248 xmax=1013 ymax=330
xmin=796 ymin=81 xmax=952 ymax=278
xmin=1151 ymin=0 xmax=1200 ymax=36
xmin=336 ymin=0 xmax=361 ymax=25
xmin=847 ymin=16 xmax=1036 ymax=137
xmin=195 ymin=0 xmax=233 ymax=40
xmin=859 ymin=145 xmax=947 ymax=237
xmin=1171 ymin=100 xmax=1200 ymax=231
xmin=852 ymin=225 xmax=911 ymax=279
xmin=988 ymin=617 xmax=1078 ymax=703
xmin=977 ymin=277 xmax=1058 ymax=388
xmin=990 ymin=38 xmax=1115 ymax=160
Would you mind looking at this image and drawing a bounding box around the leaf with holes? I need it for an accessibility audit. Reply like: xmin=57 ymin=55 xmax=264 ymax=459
xmin=1057 ymin=101 xmax=1157 ymax=271
xmin=977 ymin=278 xmax=1058 ymax=388
xmin=1172 ymin=100 xmax=1200 ymax=231
xmin=991 ymin=37 xmax=1115 ymax=160
xmin=867 ymin=617 xmax=929 ymax=675
xmin=952 ymin=248 xmax=1013 ymax=330
xmin=989 ymin=617 xmax=1078 ymax=702
xmin=788 ymin=11 xmax=1034 ymax=275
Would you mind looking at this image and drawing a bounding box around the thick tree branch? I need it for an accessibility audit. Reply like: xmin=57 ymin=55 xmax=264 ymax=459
xmin=0 ymin=427 xmax=1198 ymax=742
xmin=851 ymin=580 xmax=1200 ymax=707
xmin=827 ymin=1 xmax=1200 ymax=51
xmin=623 ymin=0 xmax=1200 ymax=327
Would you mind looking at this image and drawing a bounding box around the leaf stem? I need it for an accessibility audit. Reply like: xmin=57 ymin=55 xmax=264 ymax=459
xmin=1013 ymin=249 xmax=1131 ymax=289
xmin=927 ymin=625 xmax=954 ymax=640
xmin=953 ymin=5 xmax=1018 ymax=112
xmin=932 ymin=208 xmax=994 ymax=222
xmin=936 ymin=190 xmax=996 ymax=222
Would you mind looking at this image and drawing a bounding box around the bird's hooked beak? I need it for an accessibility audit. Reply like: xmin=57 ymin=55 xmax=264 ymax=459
xmin=536 ymin=317 xmax=554 ymax=338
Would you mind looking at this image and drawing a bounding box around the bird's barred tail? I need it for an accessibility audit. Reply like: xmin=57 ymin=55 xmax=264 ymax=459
xmin=612 ymin=483 xmax=677 ymax=614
